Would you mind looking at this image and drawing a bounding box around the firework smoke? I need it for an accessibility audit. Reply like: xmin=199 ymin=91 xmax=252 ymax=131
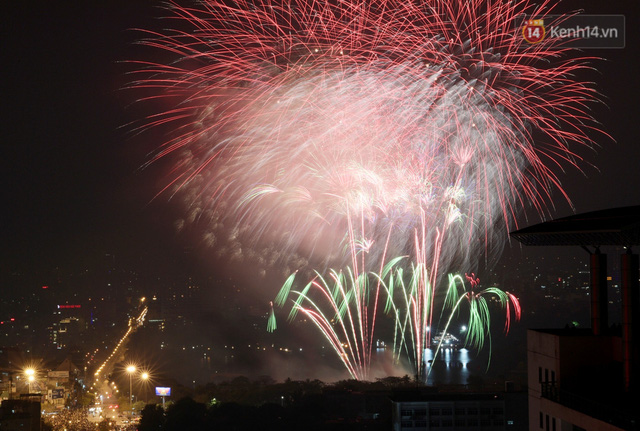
xmin=133 ymin=0 xmax=604 ymax=378
xmin=134 ymin=0 xmax=600 ymax=270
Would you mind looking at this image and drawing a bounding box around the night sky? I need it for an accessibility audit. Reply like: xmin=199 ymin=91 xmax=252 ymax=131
xmin=2 ymin=2 xmax=164 ymax=268
xmin=1 ymin=1 xmax=639 ymax=380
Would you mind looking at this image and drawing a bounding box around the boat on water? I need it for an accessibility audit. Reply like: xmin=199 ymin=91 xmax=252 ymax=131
xmin=431 ymin=331 xmax=461 ymax=349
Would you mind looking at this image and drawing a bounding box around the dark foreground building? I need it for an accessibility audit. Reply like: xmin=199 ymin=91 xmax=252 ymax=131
xmin=0 ymin=396 xmax=41 ymax=431
xmin=512 ymin=206 xmax=640 ymax=431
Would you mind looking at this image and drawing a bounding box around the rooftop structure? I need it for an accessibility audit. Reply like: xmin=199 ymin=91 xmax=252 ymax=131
xmin=510 ymin=205 xmax=640 ymax=247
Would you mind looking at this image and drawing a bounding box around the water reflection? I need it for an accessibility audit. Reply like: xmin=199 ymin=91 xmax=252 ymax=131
xmin=424 ymin=347 xmax=471 ymax=385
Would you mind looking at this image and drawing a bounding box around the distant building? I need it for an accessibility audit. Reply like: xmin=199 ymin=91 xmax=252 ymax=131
xmin=0 ymin=347 xmax=23 ymax=399
xmin=44 ymin=357 xmax=81 ymax=406
xmin=391 ymin=389 xmax=528 ymax=430
xmin=49 ymin=315 xmax=85 ymax=350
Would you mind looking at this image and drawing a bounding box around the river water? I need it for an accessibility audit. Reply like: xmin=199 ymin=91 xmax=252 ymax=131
xmin=423 ymin=347 xmax=472 ymax=385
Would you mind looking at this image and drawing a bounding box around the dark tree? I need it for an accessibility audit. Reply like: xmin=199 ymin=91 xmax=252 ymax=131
xmin=207 ymin=402 xmax=259 ymax=431
xmin=138 ymin=404 xmax=166 ymax=431
xmin=164 ymin=397 xmax=206 ymax=431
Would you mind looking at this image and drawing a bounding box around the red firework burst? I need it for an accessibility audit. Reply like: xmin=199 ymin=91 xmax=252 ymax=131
xmin=128 ymin=0 xmax=607 ymax=266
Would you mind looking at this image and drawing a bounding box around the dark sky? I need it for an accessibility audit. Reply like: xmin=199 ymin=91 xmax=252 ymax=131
xmin=548 ymin=1 xmax=640 ymax=215
xmin=1 ymin=0 xmax=639 ymax=275
xmin=2 ymin=1 xmax=172 ymax=269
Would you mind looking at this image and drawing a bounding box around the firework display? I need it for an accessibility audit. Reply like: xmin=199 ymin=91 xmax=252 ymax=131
xmin=135 ymin=0 xmax=602 ymax=379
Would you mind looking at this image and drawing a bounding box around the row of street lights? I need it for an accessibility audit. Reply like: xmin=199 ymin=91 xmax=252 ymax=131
xmin=126 ymin=365 xmax=150 ymax=410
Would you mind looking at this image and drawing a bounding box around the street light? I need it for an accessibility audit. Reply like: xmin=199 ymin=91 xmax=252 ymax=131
xmin=126 ymin=365 xmax=136 ymax=412
xmin=24 ymin=368 xmax=35 ymax=393
xmin=140 ymin=372 xmax=149 ymax=404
